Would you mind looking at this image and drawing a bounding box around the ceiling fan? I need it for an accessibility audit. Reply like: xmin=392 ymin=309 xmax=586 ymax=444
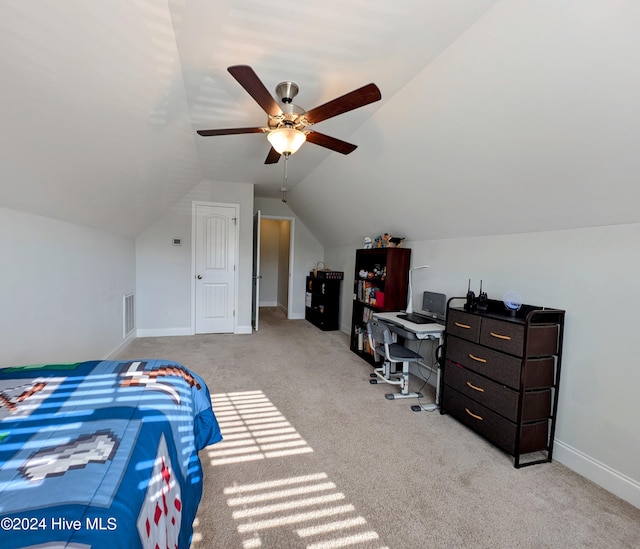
xmin=196 ymin=65 xmax=382 ymax=164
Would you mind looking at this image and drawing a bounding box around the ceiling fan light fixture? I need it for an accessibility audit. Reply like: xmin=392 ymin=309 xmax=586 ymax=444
xmin=267 ymin=127 xmax=306 ymax=156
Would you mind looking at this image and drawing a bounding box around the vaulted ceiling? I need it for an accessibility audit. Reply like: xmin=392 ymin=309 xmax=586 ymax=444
xmin=2 ymin=1 xmax=639 ymax=247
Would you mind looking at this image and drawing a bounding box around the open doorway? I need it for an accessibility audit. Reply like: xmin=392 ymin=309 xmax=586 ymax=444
xmin=256 ymin=216 xmax=294 ymax=322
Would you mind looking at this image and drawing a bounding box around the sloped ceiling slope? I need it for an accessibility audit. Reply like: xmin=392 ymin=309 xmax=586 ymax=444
xmin=0 ymin=0 xmax=204 ymax=237
xmin=290 ymin=1 xmax=640 ymax=248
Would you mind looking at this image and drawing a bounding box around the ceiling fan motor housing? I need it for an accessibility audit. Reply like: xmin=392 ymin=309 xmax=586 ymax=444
xmin=275 ymin=81 xmax=299 ymax=103
xmin=269 ymin=103 xmax=305 ymax=130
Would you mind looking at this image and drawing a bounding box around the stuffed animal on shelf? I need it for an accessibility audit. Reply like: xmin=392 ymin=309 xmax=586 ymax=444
xmin=373 ymin=233 xmax=404 ymax=248
xmin=363 ymin=236 xmax=373 ymax=249
xmin=388 ymin=236 xmax=405 ymax=247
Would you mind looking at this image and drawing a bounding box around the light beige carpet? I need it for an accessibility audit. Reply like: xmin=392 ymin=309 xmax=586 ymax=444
xmin=117 ymin=308 xmax=640 ymax=548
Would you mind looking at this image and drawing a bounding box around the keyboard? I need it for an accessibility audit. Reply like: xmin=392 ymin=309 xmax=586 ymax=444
xmin=397 ymin=313 xmax=441 ymax=325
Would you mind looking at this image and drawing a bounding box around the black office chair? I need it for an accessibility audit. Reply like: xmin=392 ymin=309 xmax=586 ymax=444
xmin=366 ymin=319 xmax=424 ymax=400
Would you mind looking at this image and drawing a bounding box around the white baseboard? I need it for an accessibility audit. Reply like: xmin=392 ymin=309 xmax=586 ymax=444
xmin=290 ymin=312 xmax=305 ymax=320
xmin=136 ymin=327 xmax=193 ymax=337
xmin=105 ymin=332 xmax=137 ymax=359
xmin=135 ymin=325 xmax=254 ymax=337
xmin=137 ymin=327 xmax=254 ymax=336
xmin=553 ymin=440 xmax=639 ymax=508
xmin=259 ymin=300 xmax=278 ymax=307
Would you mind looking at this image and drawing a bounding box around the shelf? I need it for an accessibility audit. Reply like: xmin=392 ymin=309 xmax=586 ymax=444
xmin=305 ymin=276 xmax=342 ymax=331
xmin=350 ymin=248 xmax=411 ymax=363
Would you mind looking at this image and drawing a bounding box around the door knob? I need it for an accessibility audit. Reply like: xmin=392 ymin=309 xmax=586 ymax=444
xmin=197 ymin=274 xmax=203 ymax=279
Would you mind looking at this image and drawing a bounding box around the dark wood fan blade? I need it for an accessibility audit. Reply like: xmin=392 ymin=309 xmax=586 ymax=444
xmin=305 ymin=131 xmax=358 ymax=154
xmin=303 ymin=83 xmax=381 ymax=125
xmin=228 ymin=65 xmax=281 ymax=117
xmin=197 ymin=127 xmax=264 ymax=136
xmin=265 ymin=147 xmax=281 ymax=164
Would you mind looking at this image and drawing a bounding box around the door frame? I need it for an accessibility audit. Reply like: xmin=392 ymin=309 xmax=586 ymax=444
xmin=252 ymin=210 xmax=261 ymax=331
xmin=191 ymin=200 xmax=240 ymax=334
xmin=259 ymin=215 xmax=295 ymax=319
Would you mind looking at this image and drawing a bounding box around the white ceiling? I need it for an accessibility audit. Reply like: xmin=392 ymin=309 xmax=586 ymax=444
xmin=171 ymin=0 xmax=497 ymax=192
xmin=2 ymin=1 xmax=639 ymax=247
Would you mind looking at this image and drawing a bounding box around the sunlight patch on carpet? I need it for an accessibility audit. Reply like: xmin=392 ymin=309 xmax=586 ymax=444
xmin=207 ymin=391 xmax=313 ymax=466
xmin=224 ymin=472 xmax=388 ymax=548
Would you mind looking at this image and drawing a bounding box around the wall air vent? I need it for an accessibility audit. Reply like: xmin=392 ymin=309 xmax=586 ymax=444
xmin=123 ymin=293 xmax=135 ymax=338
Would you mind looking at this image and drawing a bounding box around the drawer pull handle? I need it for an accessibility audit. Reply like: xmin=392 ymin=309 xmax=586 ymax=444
xmin=468 ymin=353 xmax=487 ymax=363
xmin=454 ymin=322 xmax=471 ymax=329
xmin=465 ymin=408 xmax=483 ymax=421
xmin=490 ymin=331 xmax=512 ymax=341
xmin=466 ymin=381 xmax=485 ymax=392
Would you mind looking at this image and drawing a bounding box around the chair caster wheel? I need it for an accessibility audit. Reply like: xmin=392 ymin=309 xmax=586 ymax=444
xmin=370 ymin=373 xmax=377 ymax=378
xmin=369 ymin=379 xmax=378 ymax=384
xmin=384 ymin=394 xmax=395 ymax=400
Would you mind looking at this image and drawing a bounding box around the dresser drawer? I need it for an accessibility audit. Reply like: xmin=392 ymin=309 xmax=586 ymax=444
xmin=525 ymin=324 xmax=560 ymax=356
xmin=480 ymin=317 xmax=559 ymax=357
xmin=444 ymin=361 xmax=518 ymax=421
xmin=442 ymin=387 xmax=517 ymax=454
xmin=446 ymin=309 xmax=481 ymax=342
xmin=445 ymin=362 xmax=552 ymax=422
xmin=446 ymin=335 xmax=521 ymax=389
xmin=442 ymin=388 xmax=549 ymax=455
xmin=479 ymin=317 xmax=524 ymax=355
xmin=522 ymin=357 xmax=555 ymax=389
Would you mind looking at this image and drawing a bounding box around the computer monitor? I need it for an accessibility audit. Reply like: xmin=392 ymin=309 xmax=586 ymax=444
xmin=418 ymin=291 xmax=447 ymax=321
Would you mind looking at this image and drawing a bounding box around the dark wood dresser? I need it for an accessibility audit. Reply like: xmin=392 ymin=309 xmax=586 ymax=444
xmin=440 ymin=298 xmax=565 ymax=467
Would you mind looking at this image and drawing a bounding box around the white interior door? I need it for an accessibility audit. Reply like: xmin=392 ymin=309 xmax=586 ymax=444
xmin=194 ymin=203 xmax=237 ymax=334
xmin=252 ymin=210 xmax=261 ymax=331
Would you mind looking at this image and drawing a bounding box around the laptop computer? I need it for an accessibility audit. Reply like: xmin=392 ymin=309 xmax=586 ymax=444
xmin=398 ymin=291 xmax=447 ymax=325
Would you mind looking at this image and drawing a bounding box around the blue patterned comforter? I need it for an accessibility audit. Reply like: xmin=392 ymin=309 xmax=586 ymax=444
xmin=0 ymin=359 xmax=222 ymax=549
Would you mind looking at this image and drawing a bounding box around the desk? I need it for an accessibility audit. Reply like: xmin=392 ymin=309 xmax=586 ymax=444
xmin=372 ymin=311 xmax=444 ymax=411
xmin=372 ymin=311 xmax=444 ymax=340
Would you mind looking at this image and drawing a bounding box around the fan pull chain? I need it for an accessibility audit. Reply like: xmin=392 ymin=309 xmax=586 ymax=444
xmin=281 ymin=154 xmax=289 ymax=203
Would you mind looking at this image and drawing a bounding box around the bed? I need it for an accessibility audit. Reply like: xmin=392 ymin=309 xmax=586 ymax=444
xmin=0 ymin=359 xmax=222 ymax=549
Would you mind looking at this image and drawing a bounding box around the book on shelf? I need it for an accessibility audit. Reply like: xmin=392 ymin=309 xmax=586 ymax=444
xmin=353 ymin=323 xmax=375 ymax=356
xmin=356 ymin=281 xmax=381 ymax=305
xmin=362 ymin=307 xmax=374 ymax=323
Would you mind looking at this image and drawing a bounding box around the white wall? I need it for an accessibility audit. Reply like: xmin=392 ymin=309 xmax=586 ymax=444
xmin=254 ymin=198 xmax=324 ymax=319
xmin=0 ymin=207 xmax=135 ymax=366
xmin=136 ymin=180 xmax=254 ymax=335
xmin=325 ymin=222 xmax=640 ymax=508
xmin=135 ymin=192 xmax=322 ymax=332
